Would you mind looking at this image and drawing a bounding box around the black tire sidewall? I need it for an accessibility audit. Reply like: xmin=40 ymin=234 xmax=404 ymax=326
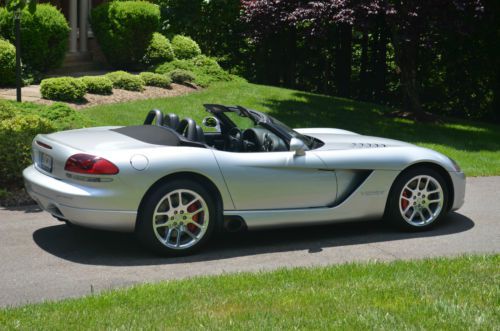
xmin=386 ymin=167 xmax=449 ymax=231
xmin=136 ymin=179 xmax=217 ymax=256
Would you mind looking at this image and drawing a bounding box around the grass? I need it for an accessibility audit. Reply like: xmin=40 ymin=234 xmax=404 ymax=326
xmin=83 ymin=81 xmax=500 ymax=177
xmin=0 ymin=255 xmax=498 ymax=330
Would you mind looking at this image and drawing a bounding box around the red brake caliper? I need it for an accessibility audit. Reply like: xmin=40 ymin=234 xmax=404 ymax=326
xmin=187 ymin=202 xmax=201 ymax=233
xmin=401 ymin=190 xmax=409 ymax=210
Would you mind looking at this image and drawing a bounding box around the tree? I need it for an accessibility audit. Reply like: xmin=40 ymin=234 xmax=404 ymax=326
xmin=4 ymin=0 xmax=37 ymax=102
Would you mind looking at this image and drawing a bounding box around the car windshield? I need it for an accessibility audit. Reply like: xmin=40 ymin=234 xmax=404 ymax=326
xmin=267 ymin=115 xmax=314 ymax=147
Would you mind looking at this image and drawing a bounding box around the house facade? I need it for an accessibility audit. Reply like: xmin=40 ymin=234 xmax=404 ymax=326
xmin=41 ymin=0 xmax=108 ymax=70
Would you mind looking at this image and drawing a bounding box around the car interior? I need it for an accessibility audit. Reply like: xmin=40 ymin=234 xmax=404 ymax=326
xmin=141 ymin=104 xmax=289 ymax=153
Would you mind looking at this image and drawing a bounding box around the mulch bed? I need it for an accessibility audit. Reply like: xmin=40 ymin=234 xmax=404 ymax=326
xmin=0 ymin=187 xmax=35 ymax=208
xmin=36 ymin=83 xmax=200 ymax=110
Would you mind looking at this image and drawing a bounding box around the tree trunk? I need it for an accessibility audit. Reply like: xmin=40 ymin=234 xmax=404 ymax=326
xmin=391 ymin=32 xmax=424 ymax=116
xmin=335 ymin=24 xmax=352 ymax=97
xmin=359 ymin=28 xmax=369 ymax=100
xmin=374 ymin=15 xmax=388 ymax=101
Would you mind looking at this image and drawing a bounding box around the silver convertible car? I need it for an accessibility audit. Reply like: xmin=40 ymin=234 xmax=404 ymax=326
xmin=24 ymin=104 xmax=465 ymax=255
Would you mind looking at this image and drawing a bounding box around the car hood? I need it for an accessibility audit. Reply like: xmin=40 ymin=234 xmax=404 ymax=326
xmin=295 ymin=128 xmax=413 ymax=151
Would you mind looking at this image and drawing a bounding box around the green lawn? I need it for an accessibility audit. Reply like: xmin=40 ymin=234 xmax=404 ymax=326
xmin=83 ymin=82 xmax=500 ymax=177
xmin=0 ymin=255 xmax=498 ymax=330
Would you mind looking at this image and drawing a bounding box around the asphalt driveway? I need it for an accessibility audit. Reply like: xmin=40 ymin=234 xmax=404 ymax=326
xmin=0 ymin=176 xmax=499 ymax=307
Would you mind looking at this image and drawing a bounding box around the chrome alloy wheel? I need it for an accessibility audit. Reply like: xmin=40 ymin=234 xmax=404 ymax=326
xmin=152 ymin=189 xmax=209 ymax=250
xmin=399 ymin=175 xmax=444 ymax=227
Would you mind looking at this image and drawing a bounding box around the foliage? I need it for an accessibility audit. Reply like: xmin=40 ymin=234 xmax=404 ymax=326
xmin=170 ymin=35 xmax=201 ymax=60
xmin=105 ymin=71 xmax=145 ymax=91
xmin=139 ymin=72 xmax=171 ymax=88
xmin=155 ymin=55 xmax=234 ymax=87
xmin=0 ymin=99 xmax=92 ymax=188
xmin=0 ymin=38 xmax=15 ymax=86
xmin=84 ymin=81 xmax=500 ymax=176
xmin=143 ymin=32 xmax=174 ymax=66
xmin=0 ymin=255 xmax=498 ymax=329
xmin=40 ymin=77 xmax=87 ymax=102
xmin=151 ymin=0 xmax=244 ymax=69
xmin=0 ymin=113 xmax=54 ymax=187
xmin=0 ymin=4 xmax=69 ymax=72
xmin=167 ymin=69 xmax=196 ymax=84
xmin=90 ymin=1 xmax=160 ymax=69
xmin=80 ymin=76 xmax=113 ymax=95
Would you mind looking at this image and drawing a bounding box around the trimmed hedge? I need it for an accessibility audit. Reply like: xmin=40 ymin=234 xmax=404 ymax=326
xmin=0 ymin=4 xmax=69 ymax=72
xmin=0 ymin=114 xmax=55 ymax=187
xmin=105 ymin=71 xmax=145 ymax=91
xmin=139 ymin=72 xmax=172 ymax=88
xmin=40 ymin=77 xmax=87 ymax=102
xmin=80 ymin=76 xmax=113 ymax=95
xmin=91 ymin=1 xmax=160 ymax=69
xmin=155 ymin=55 xmax=234 ymax=87
xmin=0 ymin=39 xmax=16 ymax=86
xmin=168 ymin=69 xmax=196 ymax=84
xmin=171 ymin=35 xmax=201 ymax=60
xmin=143 ymin=32 xmax=174 ymax=66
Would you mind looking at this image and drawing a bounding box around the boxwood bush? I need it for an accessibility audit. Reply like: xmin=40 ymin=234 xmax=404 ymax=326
xmin=91 ymin=1 xmax=160 ymax=69
xmin=0 ymin=114 xmax=55 ymax=187
xmin=105 ymin=71 xmax=145 ymax=91
xmin=40 ymin=77 xmax=87 ymax=102
xmin=168 ymin=69 xmax=196 ymax=84
xmin=171 ymin=35 xmax=201 ymax=60
xmin=0 ymin=39 xmax=16 ymax=86
xmin=139 ymin=72 xmax=172 ymax=88
xmin=155 ymin=55 xmax=234 ymax=87
xmin=80 ymin=76 xmax=113 ymax=95
xmin=143 ymin=33 xmax=174 ymax=66
xmin=0 ymin=4 xmax=69 ymax=72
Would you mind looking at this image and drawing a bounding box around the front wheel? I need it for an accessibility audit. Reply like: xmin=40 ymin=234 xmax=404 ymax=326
xmin=385 ymin=167 xmax=449 ymax=231
xmin=136 ymin=179 xmax=216 ymax=256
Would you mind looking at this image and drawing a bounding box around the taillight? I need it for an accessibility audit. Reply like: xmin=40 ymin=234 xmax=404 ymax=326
xmin=65 ymin=153 xmax=119 ymax=175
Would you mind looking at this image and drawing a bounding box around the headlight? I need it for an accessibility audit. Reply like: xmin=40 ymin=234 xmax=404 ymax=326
xmin=448 ymin=157 xmax=462 ymax=172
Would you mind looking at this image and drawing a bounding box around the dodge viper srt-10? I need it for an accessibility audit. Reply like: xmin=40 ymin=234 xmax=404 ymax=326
xmin=23 ymin=104 xmax=465 ymax=255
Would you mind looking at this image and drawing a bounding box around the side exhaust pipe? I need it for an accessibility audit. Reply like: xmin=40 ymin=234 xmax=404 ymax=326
xmin=223 ymin=216 xmax=246 ymax=233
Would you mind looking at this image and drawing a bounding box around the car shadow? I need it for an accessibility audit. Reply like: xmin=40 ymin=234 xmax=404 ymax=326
xmin=32 ymin=212 xmax=474 ymax=266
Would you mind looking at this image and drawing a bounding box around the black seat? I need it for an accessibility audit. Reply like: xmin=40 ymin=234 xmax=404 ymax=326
xmin=176 ymin=118 xmax=206 ymax=143
xmin=163 ymin=113 xmax=180 ymax=130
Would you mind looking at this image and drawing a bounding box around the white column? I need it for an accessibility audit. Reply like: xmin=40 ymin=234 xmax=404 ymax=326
xmin=69 ymin=0 xmax=77 ymax=52
xmin=79 ymin=0 xmax=89 ymax=53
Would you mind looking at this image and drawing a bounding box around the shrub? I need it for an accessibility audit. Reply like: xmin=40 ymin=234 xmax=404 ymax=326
xmin=171 ymin=35 xmax=201 ymax=60
xmin=139 ymin=72 xmax=172 ymax=88
xmin=0 ymin=114 xmax=55 ymax=187
xmin=143 ymin=33 xmax=174 ymax=66
xmin=0 ymin=100 xmax=16 ymax=121
xmin=40 ymin=77 xmax=87 ymax=102
xmin=105 ymin=71 xmax=145 ymax=91
xmin=80 ymin=76 xmax=113 ymax=95
xmin=155 ymin=55 xmax=234 ymax=87
xmin=0 ymin=39 xmax=16 ymax=86
xmin=91 ymin=1 xmax=160 ymax=69
xmin=40 ymin=103 xmax=93 ymax=130
xmin=0 ymin=4 xmax=69 ymax=72
xmin=168 ymin=69 xmax=196 ymax=84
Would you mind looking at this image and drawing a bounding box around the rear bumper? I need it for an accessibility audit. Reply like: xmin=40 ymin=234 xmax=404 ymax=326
xmin=450 ymin=171 xmax=466 ymax=211
xmin=23 ymin=165 xmax=136 ymax=232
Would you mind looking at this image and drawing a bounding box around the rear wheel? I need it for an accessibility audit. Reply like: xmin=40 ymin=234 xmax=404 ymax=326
xmin=385 ymin=167 xmax=449 ymax=230
xmin=136 ymin=180 xmax=216 ymax=256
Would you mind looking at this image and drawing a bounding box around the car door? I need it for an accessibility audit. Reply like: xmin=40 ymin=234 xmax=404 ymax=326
xmin=213 ymin=150 xmax=337 ymax=210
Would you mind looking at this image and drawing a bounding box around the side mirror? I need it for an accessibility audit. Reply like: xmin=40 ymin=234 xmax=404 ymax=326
xmin=290 ymin=137 xmax=306 ymax=156
xmin=202 ymin=116 xmax=221 ymax=133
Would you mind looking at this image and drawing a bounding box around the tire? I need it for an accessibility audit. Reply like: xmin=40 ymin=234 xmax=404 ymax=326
xmin=385 ymin=167 xmax=449 ymax=231
xmin=136 ymin=179 xmax=217 ymax=256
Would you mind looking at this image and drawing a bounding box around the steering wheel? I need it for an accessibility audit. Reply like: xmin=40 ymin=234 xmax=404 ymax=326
xmin=262 ymin=133 xmax=274 ymax=152
xmin=227 ymin=127 xmax=242 ymax=151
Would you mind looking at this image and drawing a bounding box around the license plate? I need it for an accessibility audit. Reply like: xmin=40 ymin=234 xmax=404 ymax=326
xmin=39 ymin=152 xmax=53 ymax=173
